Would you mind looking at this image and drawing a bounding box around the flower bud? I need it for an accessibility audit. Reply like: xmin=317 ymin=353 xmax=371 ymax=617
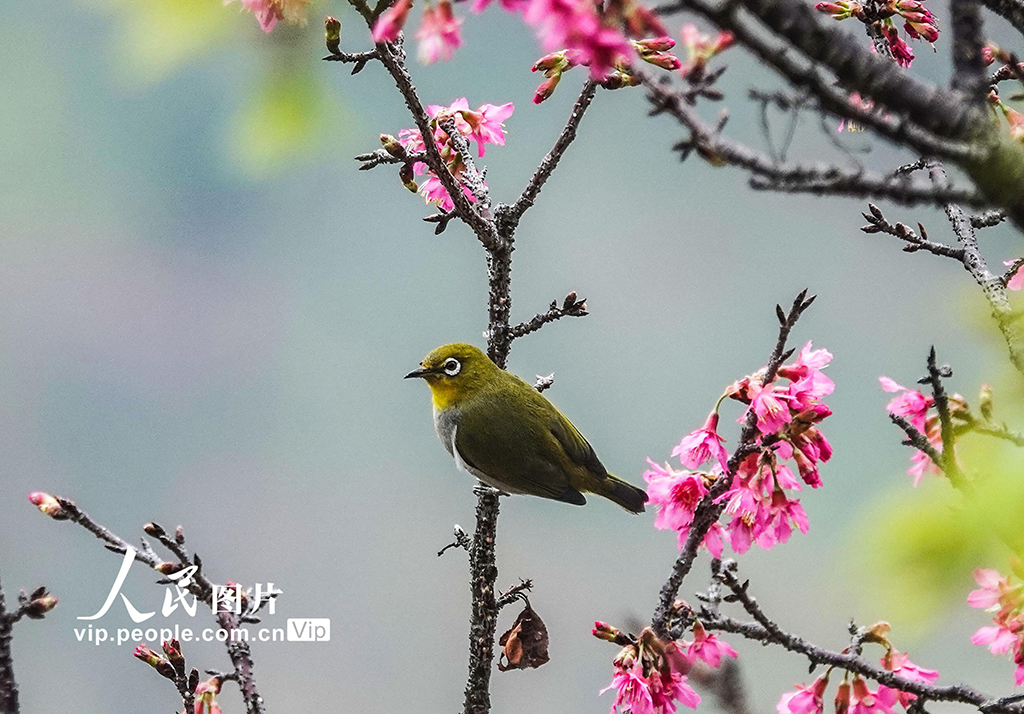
xmin=28 ymin=492 xmax=68 ymax=520
xmin=134 ymin=645 xmax=177 ymax=680
xmin=162 ymin=638 xmax=186 ymax=676
xmin=834 ymin=681 xmax=851 ymax=714
xmin=24 ymin=591 xmax=58 ymax=619
xmin=399 ymin=163 xmax=418 ymax=192
xmin=640 ymin=51 xmax=682 ymax=70
xmin=143 ymin=522 xmax=165 ymax=537
xmin=533 ymin=74 xmax=561 ymax=104
xmin=636 ymin=36 xmax=675 ymax=52
xmin=592 ymin=621 xmax=622 ymax=641
xmin=325 ymin=16 xmax=342 ymax=55
xmin=380 ymin=134 xmax=407 ymax=159
xmin=533 ymin=51 xmax=567 ymax=73
xmin=155 ymin=562 xmax=182 ymax=576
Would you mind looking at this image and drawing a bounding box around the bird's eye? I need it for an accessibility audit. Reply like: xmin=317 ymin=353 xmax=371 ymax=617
xmin=443 ymin=358 xmax=462 ymax=376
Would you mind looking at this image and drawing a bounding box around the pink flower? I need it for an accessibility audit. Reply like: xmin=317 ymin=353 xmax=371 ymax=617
xmin=644 ymin=460 xmax=708 ymax=532
xmin=778 ymin=342 xmax=834 ymax=398
xmin=1004 ymin=260 xmax=1024 ymax=290
xmin=880 ymin=377 xmax=933 ymax=431
xmin=972 ymin=625 xmax=1019 ymax=655
xmin=524 ymin=0 xmax=633 ymax=78
xmin=372 ymin=0 xmax=413 ymax=42
xmin=777 ymin=675 xmax=830 ymax=714
xmin=969 ymin=568 xmax=1012 ymax=609
xmin=679 ymin=24 xmax=733 ymax=79
xmin=815 ymin=0 xmax=858 ymax=19
xmin=675 ymin=520 xmax=726 ymax=557
xmin=673 ymin=411 xmax=730 ymax=472
xmin=415 ymin=0 xmax=463 ymax=63
xmin=418 ymin=173 xmax=479 ymax=211
xmin=747 ymin=382 xmax=793 ymax=435
xmin=849 ymin=677 xmax=898 ymax=714
xmin=880 ymin=23 xmax=914 ymax=66
xmin=602 ymin=662 xmax=656 ymax=714
xmin=755 ymin=491 xmax=809 ymax=550
xmin=464 ymin=103 xmax=514 ymax=156
xmin=195 ymin=676 xmax=223 ymax=714
xmin=686 ymin=621 xmax=738 ymax=668
xmin=881 ymin=651 xmax=939 ymax=707
xmin=652 ymin=671 xmax=701 ymax=712
xmin=224 ymin=0 xmax=308 ymax=32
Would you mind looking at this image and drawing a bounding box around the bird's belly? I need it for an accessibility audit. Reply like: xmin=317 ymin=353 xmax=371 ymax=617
xmin=432 ymin=406 xmax=528 ymax=494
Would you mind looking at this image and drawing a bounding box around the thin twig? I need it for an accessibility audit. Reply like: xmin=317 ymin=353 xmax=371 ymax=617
xmin=42 ymin=499 xmax=266 ymax=714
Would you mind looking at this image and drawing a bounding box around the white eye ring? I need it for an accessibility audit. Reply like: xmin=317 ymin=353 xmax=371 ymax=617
xmin=443 ymin=358 xmax=461 ymax=376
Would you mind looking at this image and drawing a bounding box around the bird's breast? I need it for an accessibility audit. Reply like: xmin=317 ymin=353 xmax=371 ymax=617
xmin=433 ymin=405 xmax=459 ymax=458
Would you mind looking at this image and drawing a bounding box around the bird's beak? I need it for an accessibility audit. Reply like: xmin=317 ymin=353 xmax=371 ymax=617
xmin=404 ymin=366 xmax=434 ymax=380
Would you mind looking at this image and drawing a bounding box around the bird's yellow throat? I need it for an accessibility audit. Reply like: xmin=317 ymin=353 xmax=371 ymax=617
xmin=426 ymin=377 xmax=462 ymax=411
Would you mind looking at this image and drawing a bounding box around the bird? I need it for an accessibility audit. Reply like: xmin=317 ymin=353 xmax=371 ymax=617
xmin=405 ymin=343 xmax=648 ymax=513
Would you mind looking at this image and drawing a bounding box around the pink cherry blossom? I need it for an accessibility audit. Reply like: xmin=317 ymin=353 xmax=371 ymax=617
xmin=415 ymin=0 xmax=463 ymax=63
xmin=756 ymin=491 xmax=809 ymax=549
xmin=643 ymin=460 xmax=708 ymax=532
xmin=747 ymin=382 xmax=793 ymax=435
xmin=879 ymin=377 xmax=933 ymax=431
xmin=850 ymin=677 xmax=898 ymax=714
xmin=969 ymin=568 xmax=1012 ymax=609
xmin=686 ymin=621 xmax=738 ymax=668
xmin=675 ymin=520 xmax=726 ymax=557
xmin=372 ymin=0 xmax=413 ymax=42
xmin=524 ymin=0 xmax=633 ymax=78
xmin=881 ymin=651 xmax=939 ymax=707
xmin=1004 ymin=260 xmax=1024 ymax=290
xmin=778 ymin=341 xmax=834 ymax=404
xmin=602 ymin=662 xmax=656 ymax=714
xmin=777 ymin=675 xmax=830 ymax=714
xmin=972 ymin=625 xmax=1019 ymax=655
xmin=673 ymin=411 xmax=730 ymax=472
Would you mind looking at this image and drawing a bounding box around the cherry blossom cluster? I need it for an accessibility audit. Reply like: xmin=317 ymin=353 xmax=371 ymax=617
xmin=371 ymin=0 xmax=663 ymax=76
xmin=878 ymin=376 xmax=968 ymax=484
xmin=530 ymin=23 xmax=732 ymax=103
xmin=644 ymin=342 xmax=834 ymax=557
xmin=382 ymin=98 xmax=514 ymax=210
xmin=968 ymin=565 xmax=1024 ymax=684
xmin=778 ymin=624 xmax=938 ymax=714
xmin=593 ymin=621 xmax=737 ymax=714
xmin=814 ymin=0 xmax=938 ymax=67
xmin=224 ymin=0 xmax=309 ymax=33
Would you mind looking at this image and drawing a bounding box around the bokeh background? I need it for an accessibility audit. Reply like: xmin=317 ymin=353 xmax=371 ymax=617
xmin=3 ymin=1 xmax=1024 ymax=712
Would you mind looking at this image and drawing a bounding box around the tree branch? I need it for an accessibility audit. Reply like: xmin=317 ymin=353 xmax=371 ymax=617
xmin=37 ymin=498 xmax=266 ymax=714
xmin=697 ymin=562 xmax=1024 ymax=712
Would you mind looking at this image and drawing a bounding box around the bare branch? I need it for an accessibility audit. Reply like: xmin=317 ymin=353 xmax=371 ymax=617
xmin=860 ymin=203 xmax=965 ymax=258
xmin=643 ymin=76 xmax=988 ymax=208
xmin=39 ymin=499 xmax=266 ymax=714
xmin=510 ymin=292 xmax=588 ymax=340
xmin=697 ymin=562 xmax=1023 ymax=712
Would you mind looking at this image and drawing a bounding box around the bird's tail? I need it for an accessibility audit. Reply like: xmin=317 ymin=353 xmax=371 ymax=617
xmin=600 ymin=474 xmax=648 ymax=514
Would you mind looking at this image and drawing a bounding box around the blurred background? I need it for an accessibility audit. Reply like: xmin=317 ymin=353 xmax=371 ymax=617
xmin=3 ymin=1 xmax=1024 ymax=712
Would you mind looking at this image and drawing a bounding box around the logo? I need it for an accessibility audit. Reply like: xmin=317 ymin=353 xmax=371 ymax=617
xmin=287 ymin=618 xmax=331 ymax=642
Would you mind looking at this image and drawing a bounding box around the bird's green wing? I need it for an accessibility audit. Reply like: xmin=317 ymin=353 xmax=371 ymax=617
xmin=547 ymin=410 xmax=609 ymax=479
xmin=454 ymin=386 xmax=585 ymax=504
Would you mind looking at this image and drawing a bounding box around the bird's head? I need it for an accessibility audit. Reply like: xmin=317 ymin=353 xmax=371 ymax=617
xmin=404 ymin=343 xmax=497 ymax=409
